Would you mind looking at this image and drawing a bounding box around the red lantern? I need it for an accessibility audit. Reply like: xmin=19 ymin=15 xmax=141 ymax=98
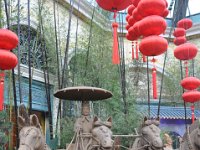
xmin=126 ymin=24 xmax=131 ymax=30
xmin=126 ymin=14 xmax=130 ymax=22
xmin=127 ymin=5 xmax=135 ymax=15
xmin=173 ymin=28 xmax=186 ymax=37
xmin=177 ymin=18 xmax=193 ymax=30
xmin=0 ymin=49 xmax=18 ymax=70
xmin=162 ymin=9 xmax=169 ymax=18
xmin=128 ymin=25 xmax=140 ymax=40
xmin=182 ymin=90 xmax=200 ymax=103
xmin=137 ymin=0 xmax=166 ymax=17
xmin=96 ymin=0 xmax=132 ymax=12
xmin=139 ymin=35 xmax=168 ymax=56
xmin=138 ymin=15 xmax=167 ymax=36
xmin=181 ymin=77 xmax=200 ymax=90
xmin=128 ymin=16 xmax=136 ymax=26
xmin=173 ymin=36 xmax=186 ymax=46
xmin=132 ymin=0 xmax=141 ymax=7
xmin=0 ymin=29 xmax=19 ymax=50
xmin=132 ymin=8 xmax=143 ymax=21
xmin=174 ymin=43 xmax=198 ymax=60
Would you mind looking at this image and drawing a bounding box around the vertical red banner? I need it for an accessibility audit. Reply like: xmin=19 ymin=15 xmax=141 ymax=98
xmin=112 ymin=22 xmax=120 ymax=64
xmin=0 ymin=72 xmax=5 ymax=111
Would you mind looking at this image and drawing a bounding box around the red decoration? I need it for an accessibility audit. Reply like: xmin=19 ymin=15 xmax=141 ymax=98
xmin=112 ymin=22 xmax=120 ymax=64
xmin=96 ymin=0 xmax=132 ymax=12
xmin=138 ymin=15 xmax=167 ymax=36
xmin=0 ymin=72 xmax=4 ymax=111
xmin=173 ymin=28 xmax=186 ymax=37
xmin=132 ymin=8 xmax=143 ymax=21
xmin=132 ymin=41 xmax=134 ymax=60
xmin=126 ymin=14 xmax=130 ymax=22
xmin=0 ymin=29 xmax=19 ymax=50
xmin=162 ymin=9 xmax=169 ymax=18
xmin=137 ymin=0 xmax=166 ymax=17
xmin=132 ymin=0 xmax=141 ymax=7
xmin=174 ymin=43 xmax=198 ymax=60
xmin=135 ymin=41 xmax=139 ymax=60
xmin=0 ymin=49 xmax=18 ymax=70
xmin=152 ymin=68 xmax=157 ymax=99
xmin=139 ymin=35 xmax=168 ymax=56
xmin=173 ymin=36 xmax=186 ymax=46
xmin=191 ymin=104 xmax=195 ymax=123
xmin=128 ymin=25 xmax=140 ymax=40
xmin=177 ymin=18 xmax=193 ymax=30
xmin=126 ymin=24 xmax=131 ymax=30
xmin=127 ymin=5 xmax=135 ymax=15
xmin=181 ymin=77 xmax=200 ymax=90
xmin=128 ymin=16 xmax=136 ymax=26
xmin=182 ymin=90 xmax=200 ymax=103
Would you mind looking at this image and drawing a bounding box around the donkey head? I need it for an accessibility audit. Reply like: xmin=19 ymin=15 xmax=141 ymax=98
xmin=92 ymin=116 xmax=114 ymax=149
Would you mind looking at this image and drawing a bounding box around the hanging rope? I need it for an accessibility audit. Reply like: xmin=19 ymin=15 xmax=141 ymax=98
xmin=17 ymin=0 xmax=23 ymax=104
xmin=83 ymin=6 xmax=95 ymax=79
xmin=3 ymin=0 xmax=19 ymax=148
xmin=157 ymin=0 xmax=185 ymax=118
xmin=27 ymin=0 xmax=32 ymax=115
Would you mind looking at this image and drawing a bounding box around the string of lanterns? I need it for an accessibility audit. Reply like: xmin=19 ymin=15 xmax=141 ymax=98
xmin=0 ymin=29 xmax=18 ymax=111
xmin=173 ymin=18 xmax=199 ymax=123
xmin=125 ymin=0 xmax=169 ymax=99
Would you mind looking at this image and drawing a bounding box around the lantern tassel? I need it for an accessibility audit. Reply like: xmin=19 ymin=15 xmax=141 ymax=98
xmin=132 ymin=41 xmax=134 ymax=60
xmin=112 ymin=22 xmax=120 ymax=64
xmin=136 ymin=41 xmax=139 ymax=60
xmin=142 ymin=55 xmax=146 ymax=62
xmin=152 ymin=68 xmax=157 ymax=99
xmin=191 ymin=104 xmax=195 ymax=123
xmin=0 ymin=71 xmax=5 ymax=111
xmin=185 ymin=61 xmax=188 ymax=77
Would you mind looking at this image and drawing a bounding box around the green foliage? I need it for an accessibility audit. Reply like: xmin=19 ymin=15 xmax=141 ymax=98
xmin=59 ymin=117 xmax=75 ymax=148
xmin=0 ymin=111 xmax=12 ymax=149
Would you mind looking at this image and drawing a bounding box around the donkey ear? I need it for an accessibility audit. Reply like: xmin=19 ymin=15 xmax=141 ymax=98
xmin=93 ymin=116 xmax=99 ymax=123
xmin=106 ymin=117 xmax=112 ymax=123
xmin=30 ymin=114 xmax=40 ymax=128
xmin=18 ymin=116 xmax=26 ymax=128
xmin=156 ymin=117 xmax=160 ymax=121
xmin=144 ymin=116 xmax=148 ymax=122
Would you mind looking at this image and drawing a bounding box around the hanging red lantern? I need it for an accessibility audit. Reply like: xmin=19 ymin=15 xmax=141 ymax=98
xmin=96 ymin=0 xmax=132 ymax=12
xmin=0 ymin=29 xmax=19 ymax=50
xmin=127 ymin=5 xmax=135 ymax=15
xmin=128 ymin=16 xmax=136 ymax=26
xmin=173 ymin=36 xmax=187 ymax=46
xmin=174 ymin=43 xmax=198 ymax=60
xmin=181 ymin=77 xmax=200 ymax=90
xmin=126 ymin=24 xmax=131 ymax=30
xmin=126 ymin=14 xmax=130 ymax=22
xmin=173 ymin=28 xmax=186 ymax=37
xmin=177 ymin=18 xmax=193 ymax=30
xmin=182 ymin=90 xmax=200 ymax=103
xmin=0 ymin=49 xmax=18 ymax=70
xmin=138 ymin=15 xmax=167 ymax=37
xmin=128 ymin=25 xmax=140 ymax=40
xmin=132 ymin=8 xmax=143 ymax=21
xmin=132 ymin=0 xmax=141 ymax=7
xmin=139 ymin=35 xmax=168 ymax=56
xmin=137 ymin=0 xmax=167 ymax=17
xmin=162 ymin=9 xmax=169 ymax=18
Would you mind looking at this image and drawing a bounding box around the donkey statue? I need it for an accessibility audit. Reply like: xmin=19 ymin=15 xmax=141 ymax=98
xmin=18 ymin=104 xmax=50 ymax=150
xmin=179 ymin=119 xmax=200 ymax=150
xmin=69 ymin=116 xmax=113 ymax=150
xmin=131 ymin=117 xmax=164 ymax=150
